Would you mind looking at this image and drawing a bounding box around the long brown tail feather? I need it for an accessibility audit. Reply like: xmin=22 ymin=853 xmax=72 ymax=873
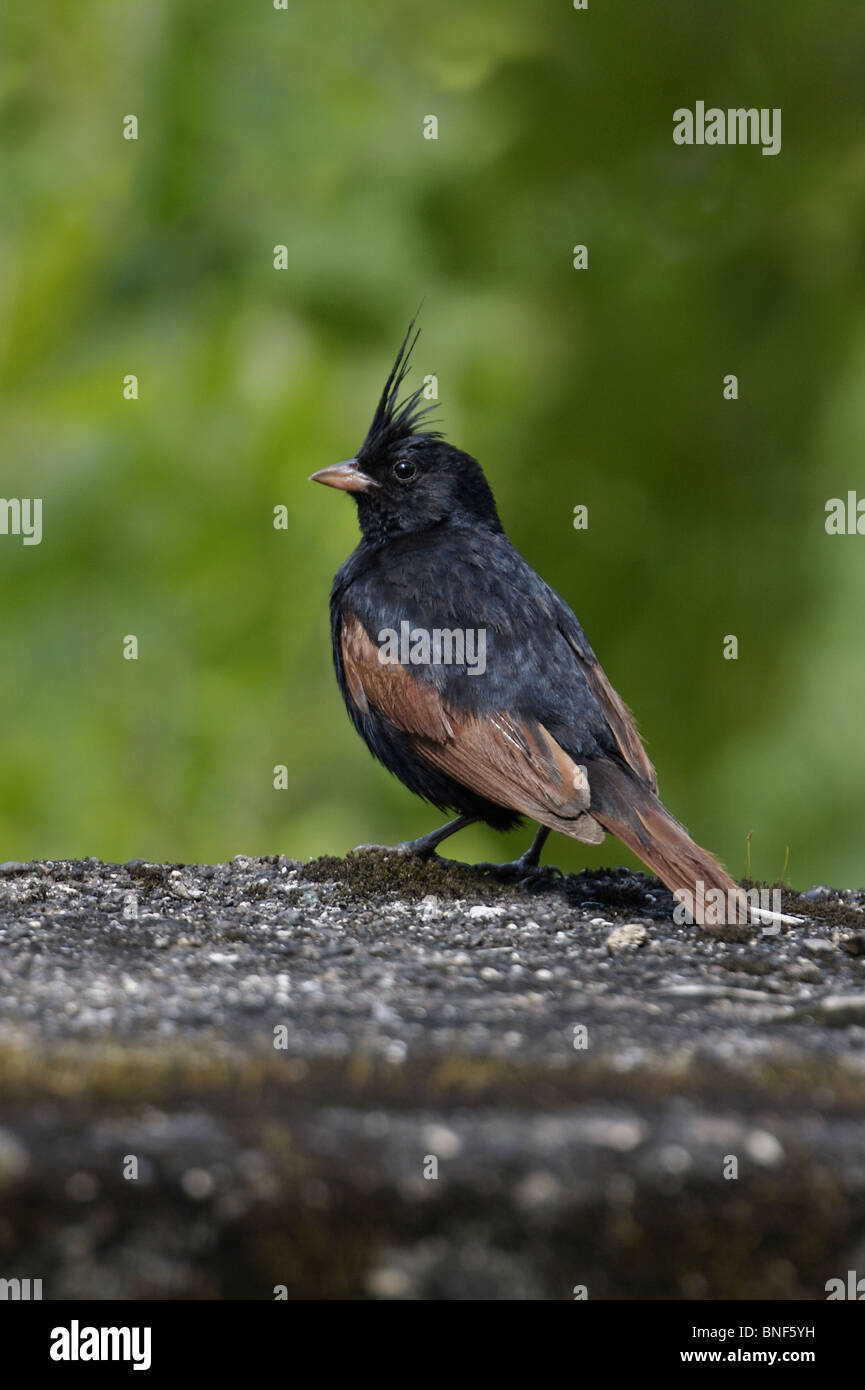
xmin=582 ymin=761 xmax=749 ymax=928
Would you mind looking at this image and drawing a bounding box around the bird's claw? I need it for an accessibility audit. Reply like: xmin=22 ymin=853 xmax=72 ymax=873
xmin=473 ymin=858 xmax=563 ymax=888
xmin=352 ymin=842 xmax=413 ymax=856
xmin=352 ymin=841 xmax=457 ymax=865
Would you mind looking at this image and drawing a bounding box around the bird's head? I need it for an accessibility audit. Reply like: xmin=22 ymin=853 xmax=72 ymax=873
xmin=310 ymin=320 xmax=502 ymax=546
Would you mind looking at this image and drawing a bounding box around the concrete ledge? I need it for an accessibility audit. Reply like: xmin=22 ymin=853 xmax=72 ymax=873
xmin=0 ymin=854 xmax=863 ymax=1298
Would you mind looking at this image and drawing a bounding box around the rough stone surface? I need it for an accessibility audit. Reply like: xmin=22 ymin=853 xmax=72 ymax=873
xmin=0 ymin=852 xmax=864 ymax=1299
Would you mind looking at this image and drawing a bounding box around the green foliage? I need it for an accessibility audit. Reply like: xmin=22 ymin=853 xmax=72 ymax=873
xmin=1 ymin=1 xmax=863 ymax=885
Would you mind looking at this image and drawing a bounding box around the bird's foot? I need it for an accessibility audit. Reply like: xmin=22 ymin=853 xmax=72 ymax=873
xmin=472 ymin=853 xmax=563 ymax=888
xmin=352 ymin=841 xmax=414 ymax=856
xmin=353 ymin=816 xmax=476 ymax=863
xmin=352 ymin=839 xmax=458 ymax=866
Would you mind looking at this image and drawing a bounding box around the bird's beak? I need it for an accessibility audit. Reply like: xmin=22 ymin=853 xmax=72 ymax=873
xmin=309 ymin=459 xmax=379 ymax=493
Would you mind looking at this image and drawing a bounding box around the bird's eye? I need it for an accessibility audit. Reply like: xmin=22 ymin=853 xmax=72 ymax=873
xmin=392 ymin=458 xmax=417 ymax=483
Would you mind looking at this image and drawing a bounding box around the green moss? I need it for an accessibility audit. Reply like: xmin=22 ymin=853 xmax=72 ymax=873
xmin=300 ymin=849 xmax=516 ymax=903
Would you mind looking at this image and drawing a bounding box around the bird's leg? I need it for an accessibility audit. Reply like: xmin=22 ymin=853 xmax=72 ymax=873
xmin=396 ymin=815 xmax=478 ymax=858
xmin=354 ymin=815 xmax=478 ymax=860
xmin=517 ymin=825 xmax=550 ymax=869
xmin=474 ymin=826 xmax=560 ymax=884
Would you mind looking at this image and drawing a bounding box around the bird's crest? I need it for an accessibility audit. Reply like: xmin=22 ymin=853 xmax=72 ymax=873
xmin=358 ymin=315 xmax=441 ymax=460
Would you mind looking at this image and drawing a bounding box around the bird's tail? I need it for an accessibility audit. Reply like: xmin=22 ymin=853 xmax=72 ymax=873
xmin=583 ymin=761 xmax=749 ymax=929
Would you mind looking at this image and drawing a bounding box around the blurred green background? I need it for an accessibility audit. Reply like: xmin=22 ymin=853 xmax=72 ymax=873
xmin=1 ymin=0 xmax=863 ymax=887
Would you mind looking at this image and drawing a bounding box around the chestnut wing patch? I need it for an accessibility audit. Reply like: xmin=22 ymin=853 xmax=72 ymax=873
xmin=340 ymin=614 xmax=604 ymax=842
xmin=340 ymin=613 xmax=454 ymax=742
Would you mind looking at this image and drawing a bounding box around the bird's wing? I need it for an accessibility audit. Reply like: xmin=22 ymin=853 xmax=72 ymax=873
xmin=561 ymin=634 xmax=658 ymax=792
xmin=339 ymin=613 xmax=604 ymax=841
xmin=549 ymin=594 xmax=658 ymax=794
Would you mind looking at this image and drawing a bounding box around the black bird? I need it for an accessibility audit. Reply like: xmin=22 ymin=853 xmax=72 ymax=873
xmin=311 ymin=323 xmax=743 ymax=926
